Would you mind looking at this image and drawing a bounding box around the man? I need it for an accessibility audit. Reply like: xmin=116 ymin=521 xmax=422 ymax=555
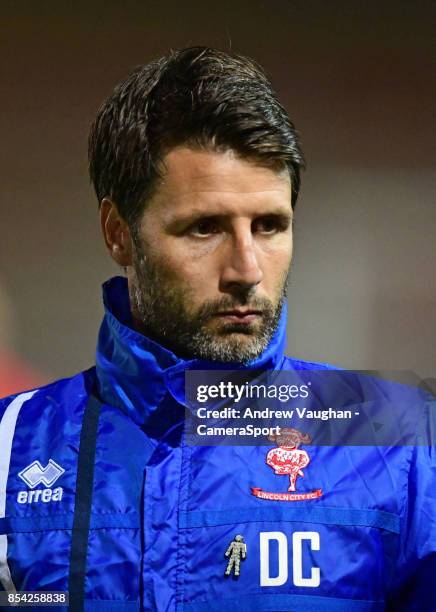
xmin=0 ymin=47 xmax=434 ymax=611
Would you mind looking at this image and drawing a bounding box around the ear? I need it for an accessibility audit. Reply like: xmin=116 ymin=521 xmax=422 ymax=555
xmin=100 ymin=198 xmax=133 ymax=267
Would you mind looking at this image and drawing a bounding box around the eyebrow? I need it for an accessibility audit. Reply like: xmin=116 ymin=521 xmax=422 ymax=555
xmin=165 ymin=207 xmax=293 ymax=234
xmin=178 ymin=205 xmax=293 ymax=220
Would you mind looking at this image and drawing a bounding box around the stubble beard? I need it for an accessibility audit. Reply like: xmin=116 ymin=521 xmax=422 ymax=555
xmin=130 ymin=238 xmax=288 ymax=364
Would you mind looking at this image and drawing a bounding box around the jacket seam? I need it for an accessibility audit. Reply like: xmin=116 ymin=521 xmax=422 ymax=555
xmin=181 ymin=592 xmax=385 ymax=606
xmin=175 ymin=425 xmax=190 ymax=606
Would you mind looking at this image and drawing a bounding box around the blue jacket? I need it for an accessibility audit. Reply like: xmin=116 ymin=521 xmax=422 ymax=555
xmin=0 ymin=277 xmax=434 ymax=611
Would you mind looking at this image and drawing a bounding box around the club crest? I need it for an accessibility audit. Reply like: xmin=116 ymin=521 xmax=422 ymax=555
xmin=251 ymin=428 xmax=322 ymax=502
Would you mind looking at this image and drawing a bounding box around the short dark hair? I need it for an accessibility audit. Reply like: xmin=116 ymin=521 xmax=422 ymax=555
xmin=88 ymin=46 xmax=305 ymax=228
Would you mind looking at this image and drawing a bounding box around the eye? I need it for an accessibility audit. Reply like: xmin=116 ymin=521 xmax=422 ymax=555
xmin=188 ymin=217 xmax=221 ymax=237
xmin=252 ymin=215 xmax=290 ymax=234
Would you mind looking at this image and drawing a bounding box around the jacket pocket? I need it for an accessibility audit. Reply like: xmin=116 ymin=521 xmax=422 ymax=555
xmin=176 ymin=506 xmax=399 ymax=611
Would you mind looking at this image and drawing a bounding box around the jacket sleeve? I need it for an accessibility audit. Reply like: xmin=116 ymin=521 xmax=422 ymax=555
xmin=389 ymin=429 xmax=436 ymax=610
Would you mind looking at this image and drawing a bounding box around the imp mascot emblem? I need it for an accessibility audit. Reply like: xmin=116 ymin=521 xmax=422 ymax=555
xmin=267 ymin=428 xmax=311 ymax=492
xmin=251 ymin=427 xmax=323 ymax=502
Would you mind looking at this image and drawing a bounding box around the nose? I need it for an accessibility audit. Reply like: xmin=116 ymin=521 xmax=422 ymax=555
xmin=219 ymin=231 xmax=263 ymax=295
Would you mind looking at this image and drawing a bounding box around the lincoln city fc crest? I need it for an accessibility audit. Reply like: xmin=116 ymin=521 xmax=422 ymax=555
xmin=252 ymin=428 xmax=323 ymax=502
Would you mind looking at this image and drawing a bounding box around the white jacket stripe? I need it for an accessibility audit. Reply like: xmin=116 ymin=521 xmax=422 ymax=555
xmin=0 ymin=391 xmax=37 ymax=593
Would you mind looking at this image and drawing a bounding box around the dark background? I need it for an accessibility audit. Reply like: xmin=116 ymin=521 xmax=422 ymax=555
xmin=1 ymin=0 xmax=435 ymax=387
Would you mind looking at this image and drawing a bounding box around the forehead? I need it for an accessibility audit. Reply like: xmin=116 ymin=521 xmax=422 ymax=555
xmin=148 ymin=147 xmax=292 ymax=217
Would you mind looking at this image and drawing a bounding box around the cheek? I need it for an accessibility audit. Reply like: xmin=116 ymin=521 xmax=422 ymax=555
xmin=260 ymin=230 xmax=293 ymax=257
xmin=160 ymin=253 xmax=216 ymax=298
xmin=166 ymin=238 xmax=223 ymax=280
xmin=261 ymin=240 xmax=293 ymax=281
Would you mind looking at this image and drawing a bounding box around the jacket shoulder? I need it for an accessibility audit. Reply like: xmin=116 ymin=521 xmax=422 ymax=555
xmin=0 ymin=367 xmax=96 ymax=421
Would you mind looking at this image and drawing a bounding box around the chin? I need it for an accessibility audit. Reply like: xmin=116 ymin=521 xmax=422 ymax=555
xmin=207 ymin=336 xmax=267 ymax=363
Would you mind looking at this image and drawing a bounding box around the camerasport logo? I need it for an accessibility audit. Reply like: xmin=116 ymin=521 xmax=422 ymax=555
xmin=251 ymin=428 xmax=322 ymax=502
xmin=16 ymin=459 xmax=64 ymax=504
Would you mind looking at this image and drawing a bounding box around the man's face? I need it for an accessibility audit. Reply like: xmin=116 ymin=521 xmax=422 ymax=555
xmin=128 ymin=147 xmax=293 ymax=363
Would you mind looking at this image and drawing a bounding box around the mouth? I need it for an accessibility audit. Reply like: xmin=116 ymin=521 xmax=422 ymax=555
xmin=214 ymin=309 xmax=262 ymax=324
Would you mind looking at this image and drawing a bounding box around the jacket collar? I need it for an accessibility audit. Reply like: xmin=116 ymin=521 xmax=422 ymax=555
xmin=96 ymin=276 xmax=287 ymax=426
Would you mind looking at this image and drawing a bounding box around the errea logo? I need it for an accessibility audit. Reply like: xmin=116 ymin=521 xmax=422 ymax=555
xmin=18 ymin=459 xmax=64 ymax=488
xmin=17 ymin=459 xmax=64 ymax=505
